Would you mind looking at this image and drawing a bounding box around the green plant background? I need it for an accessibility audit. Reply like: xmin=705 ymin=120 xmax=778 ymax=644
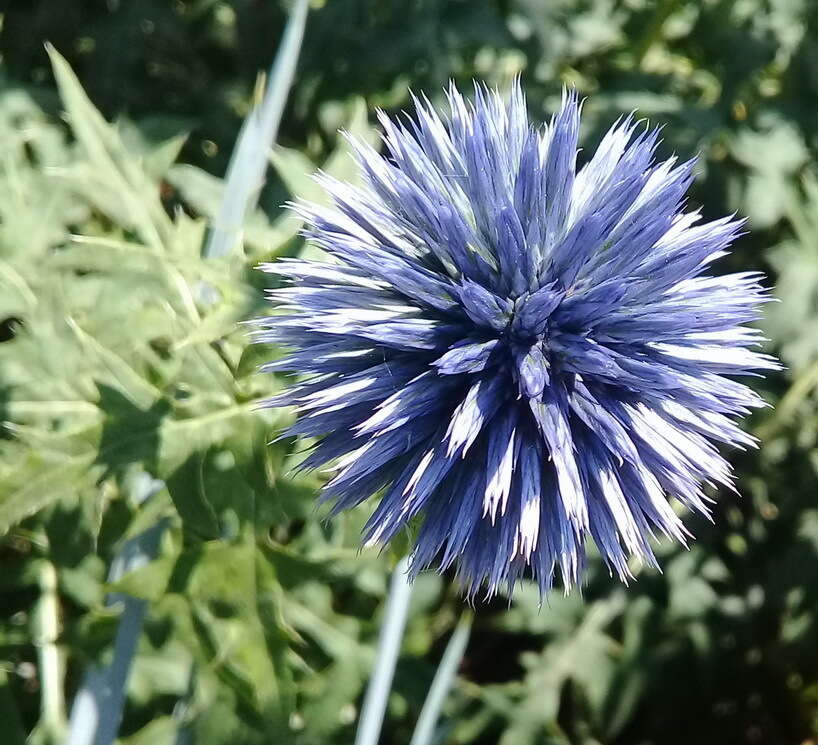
xmin=1 ymin=1 xmax=818 ymax=744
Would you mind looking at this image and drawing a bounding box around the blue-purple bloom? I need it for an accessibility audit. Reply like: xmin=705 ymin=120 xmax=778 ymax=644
xmin=258 ymin=82 xmax=776 ymax=597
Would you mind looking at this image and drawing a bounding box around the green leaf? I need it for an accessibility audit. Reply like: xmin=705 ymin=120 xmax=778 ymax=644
xmin=0 ymin=442 xmax=98 ymax=536
xmin=174 ymin=537 xmax=294 ymax=731
xmin=119 ymin=717 xmax=178 ymax=745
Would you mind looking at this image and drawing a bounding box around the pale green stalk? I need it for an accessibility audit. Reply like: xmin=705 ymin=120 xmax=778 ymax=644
xmin=354 ymin=557 xmax=414 ymax=745
xmin=176 ymin=3 xmax=311 ymax=742
xmin=65 ymin=520 xmax=167 ymax=745
xmin=409 ymin=610 xmax=473 ymax=745
xmin=203 ymin=0 xmax=310 ymax=258
xmin=31 ymin=560 xmax=66 ymax=744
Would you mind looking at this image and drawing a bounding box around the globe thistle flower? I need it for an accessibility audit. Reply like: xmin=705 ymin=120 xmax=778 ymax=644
xmin=257 ymin=82 xmax=776 ymax=597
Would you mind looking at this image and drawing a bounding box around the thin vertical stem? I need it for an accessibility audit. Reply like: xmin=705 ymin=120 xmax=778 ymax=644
xmin=65 ymin=520 xmax=167 ymax=745
xmin=354 ymin=557 xmax=413 ymax=745
xmin=203 ymin=0 xmax=310 ymax=258
xmin=33 ymin=560 xmax=65 ymax=742
xmin=409 ymin=610 xmax=473 ymax=745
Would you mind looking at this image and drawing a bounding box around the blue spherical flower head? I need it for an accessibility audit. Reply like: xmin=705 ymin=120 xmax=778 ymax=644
xmin=258 ymin=82 xmax=777 ymax=598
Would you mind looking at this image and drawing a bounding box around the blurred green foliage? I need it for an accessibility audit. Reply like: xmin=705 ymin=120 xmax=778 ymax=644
xmin=1 ymin=1 xmax=818 ymax=744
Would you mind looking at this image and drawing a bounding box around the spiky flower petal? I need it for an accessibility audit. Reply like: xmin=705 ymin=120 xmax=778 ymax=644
xmin=257 ymin=82 xmax=776 ymax=597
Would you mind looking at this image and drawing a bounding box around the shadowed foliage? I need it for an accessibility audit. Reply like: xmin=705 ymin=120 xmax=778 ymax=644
xmin=0 ymin=2 xmax=817 ymax=745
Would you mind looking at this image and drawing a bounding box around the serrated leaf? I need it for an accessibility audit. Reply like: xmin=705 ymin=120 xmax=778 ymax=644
xmin=0 ymin=445 xmax=98 ymax=535
xmin=47 ymin=45 xmax=172 ymax=249
xmin=66 ymin=320 xmax=161 ymax=410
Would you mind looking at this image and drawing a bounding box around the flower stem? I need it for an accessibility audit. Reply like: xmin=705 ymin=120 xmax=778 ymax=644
xmin=203 ymin=0 xmax=310 ymax=258
xmin=354 ymin=557 xmax=413 ymax=745
xmin=33 ymin=560 xmax=65 ymax=743
xmin=409 ymin=609 xmax=473 ymax=745
xmin=65 ymin=520 xmax=167 ymax=745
